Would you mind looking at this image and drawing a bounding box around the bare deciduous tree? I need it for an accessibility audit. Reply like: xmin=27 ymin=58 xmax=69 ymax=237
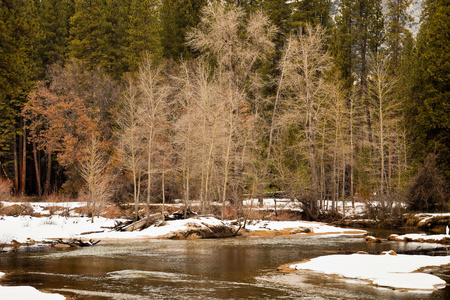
xmin=278 ymin=25 xmax=333 ymax=218
xmin=137 ymin=56 xmax=171 ymax=224
xmin=116 ymin=77 xmax=145 ymax=221
xmin=368 ymin=54 xmax=398 ymax=194
xmin=78 ymin=135 xmax=112 ymax=222
xmin=185 ymin=3 xmax=275 ymax=218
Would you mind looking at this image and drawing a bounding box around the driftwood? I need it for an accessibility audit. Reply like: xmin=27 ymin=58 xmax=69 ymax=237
xmin=165 ymin=209 xmax=197 ymax=220
xmin=80 ymin=230 xmax=105 ymax=235
xmin=122 ymin=213 xmax=164 ymax=231
xmin=52 ymin=238 xmax=100 ymax=248
xmin=395 ymin=246 xmax=450 ymax=256
xmin=113 ymin=219 xmax=134 ymax=231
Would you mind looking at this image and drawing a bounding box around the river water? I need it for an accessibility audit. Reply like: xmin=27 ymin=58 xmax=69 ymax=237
xmin=1 ymin=230 xmax=450 ymax=299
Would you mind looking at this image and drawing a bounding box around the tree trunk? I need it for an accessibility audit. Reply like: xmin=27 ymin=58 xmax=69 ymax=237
xmin=259 ymin=47 xmax=289 ymax=206
xmin=341 ymin=151 xmax=346 ymax=216
xmin=221 ymin=113 xmax=233 ymax=221
xmin=350 ymin=95 xmax=355 ymax=208
xmin=379 ymin=86 xmax=385 ymax=194
xmin=44 ymin=151 xmax=52 ymax=196
xmin=20 ymin=124 xmax=26 ymax=195
xmin=32 ymin=141 xmax=42 ymax=196
xmin=146 ymin=129 xmax=153 ymax=226
xmin=13 ymin=132 xmax=19 ymax=195
xmin=161 ymin=169 xmax=165 ymax=222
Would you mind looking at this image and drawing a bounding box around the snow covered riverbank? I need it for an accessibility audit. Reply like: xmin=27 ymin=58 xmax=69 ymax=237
xmin=287 ymin=252 xmax=450 ymax=292
xmin=0 ymin=215 xmax=366 ymax=246
xmin=241 ymin=219 xmax=367 ymax=236
xmin=388 ymin=233 xmax=450 ymax=244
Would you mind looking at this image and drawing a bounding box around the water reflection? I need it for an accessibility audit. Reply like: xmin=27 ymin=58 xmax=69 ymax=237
xmin=1 ymin=233 xmax=449 ymax=299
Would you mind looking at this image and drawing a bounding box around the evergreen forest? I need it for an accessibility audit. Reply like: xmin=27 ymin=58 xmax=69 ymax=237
xmin=0 ymin=0 xmax=449 ymax=221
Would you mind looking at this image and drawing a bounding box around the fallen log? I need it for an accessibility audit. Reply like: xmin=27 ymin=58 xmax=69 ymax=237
xmin=122 ymin=213 xmax=163 ymax=231
xmin=80 ymin=230 xmax=105 ymax=235
xmin=51 ymin=238 xmax=100 ymax=248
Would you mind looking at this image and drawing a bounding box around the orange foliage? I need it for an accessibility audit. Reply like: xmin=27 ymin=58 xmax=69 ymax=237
xmin=23 ymin=82 xmax=99 ymax=168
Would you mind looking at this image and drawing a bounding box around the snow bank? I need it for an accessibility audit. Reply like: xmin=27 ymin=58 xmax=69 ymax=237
xmin=241 ymin=198 xmax=367 ymax=216
xmin=290 ymin=252 xmax=450 ymax=291
xmin=388 ymin=233 xmax=450 ymax=244
xmin=0 ymin=215 xmax=366 ymax=244
xmin=0 ymin=216 xmax=120 ymax=244
xmin=86 ymin=217 xmax=227 ymax=240
xmin=0 ymin=215 xmax=230 ymax=243
xmin=0 ymin=272 xmax=65 ymax=300
xmin=244 ymin=220 xmax=366 ymax=235
xmin=0 ymin=201 xmax=86 ymax=217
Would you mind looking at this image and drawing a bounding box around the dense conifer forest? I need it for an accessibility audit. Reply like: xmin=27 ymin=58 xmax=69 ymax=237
xmin=0 ymin=0 xmax=448 ymax=219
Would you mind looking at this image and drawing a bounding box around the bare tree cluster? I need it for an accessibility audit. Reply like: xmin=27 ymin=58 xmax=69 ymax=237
xmin=19 ymin=2 xmax=420 ymax=222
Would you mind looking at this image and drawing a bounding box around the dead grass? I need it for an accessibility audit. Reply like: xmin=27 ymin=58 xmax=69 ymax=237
xmin=0 ymin=203 xmax=34 ymax=216
xmin=101 ymin=205 xmax=124 ymax=219
xmin=0 ymin=178 xmax=11 ymax=200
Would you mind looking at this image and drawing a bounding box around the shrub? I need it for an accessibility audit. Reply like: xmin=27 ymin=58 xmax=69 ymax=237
xmin=0 ymin=178 xmax=11 ymax=200
xmin=405 ymin=154 xmax=449 ymax=212
xmin=101 ymin=205 xmax=123 ymax=219
xmin=0 ymin=204 xmax=34 ymax=216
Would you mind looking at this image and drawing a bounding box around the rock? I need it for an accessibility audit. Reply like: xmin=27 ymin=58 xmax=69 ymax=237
xmin=53 ymin=243 xmax=71 ymax=248
xmin=380 ymin=250 xmax=397 ymax=256
xmin=387 ymin=234 xmax=399 ymax=241
xmin=365 ymin=236 xmax=382 ymax=243
xmin=168 ymin=224 xmax=236 ymax=240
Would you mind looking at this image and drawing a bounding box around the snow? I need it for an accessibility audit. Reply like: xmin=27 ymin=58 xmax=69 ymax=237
xmin=244 ymin=220 xmax=366 ymax=235
xmin=290 ymin=252 xmax=450 ymax=291
xmin=0 ymin=201 xmax=87 ymax=217
xmin=0 ymin=272 xmax=65 ymax=300
xmin=0 ymin=214 xmax=366 ymax=245
xmin=0 ymin=215 xmax=120 ymax=244
xmin=416 ymin=213 xmax=450 ymax=225
xmin=241 ymin=198 xmax=367 ymax=216
xmin=86 ymin=217 xmax=226 ymax=240
xmin=389 ymin=232 xmax=450 ymax=243
xmin=0 ymin=286 xmax=65 ymax=300
xmin=0 ymin=215 xmax=229 ymax=243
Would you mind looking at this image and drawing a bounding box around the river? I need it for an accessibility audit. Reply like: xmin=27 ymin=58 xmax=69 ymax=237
xmin=1 ymin=230 xmax=450 ymax=299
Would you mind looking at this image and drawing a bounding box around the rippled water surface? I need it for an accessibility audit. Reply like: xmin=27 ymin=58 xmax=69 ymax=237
xmin=1 ymin=231 xmax=450 ymax=299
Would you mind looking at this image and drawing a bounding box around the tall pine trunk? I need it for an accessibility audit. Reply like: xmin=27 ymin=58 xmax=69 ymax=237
xmin=32 ymin=141 xmax=42 ymax=196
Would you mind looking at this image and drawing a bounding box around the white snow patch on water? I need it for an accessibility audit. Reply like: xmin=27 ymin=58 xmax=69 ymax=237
xmin=0 ymin=286 xmax=65 ymax=300
xmin=290 ymin=253 xmax=450 ymax=291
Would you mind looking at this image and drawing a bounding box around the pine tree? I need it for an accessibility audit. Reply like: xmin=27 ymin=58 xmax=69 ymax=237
xmin=160 ymin=0 xmax=206 ymax=60
xmin=384 ymin=0 xmax=413 ymax=192
xmin=385 ymin=0 xmax=413 ymax=75
xmin=332 ymin=0 xmax=354 ymax=92
xmin=0 ymin=0 xmax=39 ymax=193
xmin=410 ymin=0 xmax=450 ymax=182
xmin=289 ymin=0 xmax=333 ymax=29
xmin=332 ymin=0 xmax=385 ymax=197
xmin=35 ymin=0 xmax=74 ymax=73
xmin=125 ymin=0 xmax=163 ymax=73
xmin=69 ymin=0 xmax=103 ymax=69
